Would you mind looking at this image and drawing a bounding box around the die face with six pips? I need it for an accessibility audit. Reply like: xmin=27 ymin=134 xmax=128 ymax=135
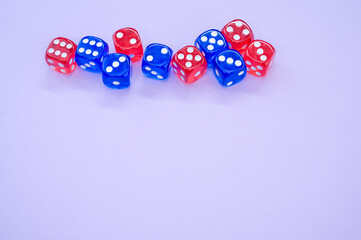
xmin=101 ymin=53 xmax=131 ymax=89
xmin=75 ymin=36 xmax=109 ymax=73
xmin=195 ymin=29 xmax=229 ymax=67
xmin=142 ymin=43 xmax=173 ymax=80
xmin=213 ymin=49 xmax=247 ymax=87
xmin=45 ymin=37 xmax=77 ymax=74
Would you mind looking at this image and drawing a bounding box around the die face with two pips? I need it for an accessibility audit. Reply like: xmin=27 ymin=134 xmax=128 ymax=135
xmin=45 ymin=37 xmax=77 ymax=74
xmin=142 ymin=43 xmax=173 ymax=80
xmin=113 ymin=27 xmax=143 ymax=62
xmin=171 ymin=46 xmax=207 ymax=84
xmin=213 ymin=49 xmax=247 ymax=87
xmin=75 ymin=36 xmax=109 ymax=73
xmin=195 ymin=29 xmax=229 ymax=67
xmin=101 ymin=53 xmax=131 ymax=89
xmin=243 ymin=40 xmax=275 ymax=77
xmin=221 ymin=19 xmax=254 ymax=55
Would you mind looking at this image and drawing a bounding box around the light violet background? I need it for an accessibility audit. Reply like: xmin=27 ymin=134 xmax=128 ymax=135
xmin=1 ymin=0 xmax=361 ymax=239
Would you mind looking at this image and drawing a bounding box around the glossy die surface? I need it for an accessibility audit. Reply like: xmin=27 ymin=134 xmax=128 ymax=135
xmin=244 ymin=40 xmax=275 ymax=77
xmin=142 ymin=43 xmax=172 ymax=80
xmin=75 ymin=36 xmax=109 ymax=73
xmin=171 ymin=46 xmax=207 ymax=84
xmin=221 ymin=19 xmax=254 ymax=55
xmin=113 ymin=28 xmax=143 ymax=62
xmin=195 ymin=29 xmax=228 ymax=67
xmin=212 ymin=50 xmax=247 ymax=87
xmin=102 ymin=53 xmax=131 ymax=89
xmin=45 ymin=37 xmax=77 ymax=74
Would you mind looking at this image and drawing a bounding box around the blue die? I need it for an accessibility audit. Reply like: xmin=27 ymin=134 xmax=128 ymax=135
xmin=195 ymin=29 xmax=229 ymax=67
xmin=75 ymin=36 xmax=109 ymax=73
xmin=212 ymin=49 xmax=247 ymax=87
xmin=101 ymin=53 xmax=131 ymax=89
xmin=142 ymin=43 xmax=173 ymax=80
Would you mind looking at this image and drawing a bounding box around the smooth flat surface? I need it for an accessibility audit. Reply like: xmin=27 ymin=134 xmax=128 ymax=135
xmin=1 ymin=0 xmax=361 ymax=239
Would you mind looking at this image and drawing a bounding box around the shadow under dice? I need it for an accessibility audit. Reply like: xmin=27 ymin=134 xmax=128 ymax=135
xmin=45 ymin=37 xmax=77 ymax=74
xmin=113 ymin=28 xmax=143 ymax=62
xmin=221 ymin=19 xmax=254 ymax=55
xmin=244 ymin=40 xmax=275 ymax=77
xmin=213 ymin=49 xmax=247 ymax=87
xmin=171 ymin=46 xmax=207 ymax=84
xmin=195 ymin=29 xmax=228 ymax=67
xmin=102 ymin=53 xmax=131 ymax=89
xmin=75 ymin=36 xmax=109 ymax=73
xmin=142 ymin=43 xmax=172 ymax=80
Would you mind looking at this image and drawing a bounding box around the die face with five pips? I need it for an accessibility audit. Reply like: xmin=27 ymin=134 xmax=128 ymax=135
xmin=221 ymin=19 xmax=254 ymax=55
xmin=45 ymin=37 xmax=77 ymax=74
xmin=195 ymin=29 xmax=229 ymax=67
xmin=101 ymin=53 xmax=131 ymax=89
xmin=75 ymin=36 xmax=109 ymax=73
xmin=142 ymin=43 xmax=173 ymax=80
xmin=171 ymin=46 xmax=207 ymax=84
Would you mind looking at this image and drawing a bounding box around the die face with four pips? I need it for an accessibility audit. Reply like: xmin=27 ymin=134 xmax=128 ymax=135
xmin=221 ymin=19 xmax=254 ymax=55
xmin=171 ymin=46 xmax=207 ymax=84
xmin=113 ymin=27 xmax=143 ymax=62
xmin=142 ymin=43 xmax=173 ymax=80
xmin=213 ymin=49 xmax=247 ymax=87
xmin=45 ymin=37 xmax=77 ymax=74
xmin=101 ymin=53 xmax=131 ymax=89
xmin=243 ymin=40 xmax=275 ymax=77
xmin=195 ymin=29 xmax=229 ymax=67
xmin=75 ymin=36 xmax=109 ymax=73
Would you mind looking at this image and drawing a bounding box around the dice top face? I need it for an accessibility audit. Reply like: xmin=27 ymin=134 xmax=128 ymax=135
xmin=244 ymin=40 xmax=275 ymax=77
xmin=102 ymin=53 xmax=131 ymax=77
xmin=221 ymin=19 xmax=254 ymax=54
xmin=113 ymin=27 xmax=143 ymax=62
xmin=171 ymin=46 xmax=207 ymax=83
xmin=75 ymin=36 xmax=109 ymax=72
xmin=142 ymin=43 xmax=173 ymax=80
xmin=213 ymin=49 xmax=247 ymax=87
xmin=102 ymin=53 xmax=131 ymax=89
xmin=195 ymin=29 xmax=229 ymax=67
xmin=45 ymin=37 xmax=77 ymax=74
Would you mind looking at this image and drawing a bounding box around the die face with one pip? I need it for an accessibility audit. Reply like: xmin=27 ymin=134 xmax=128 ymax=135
xmin=142 ymin=43 xmax=173 ymax=80
xmin=221 ymin=19 xmax=254 ymax=55
xmin=243 ymin=40 xmax=275 ymax=77
xmin=102 ymin=53 xmax=131 ymax=89
xmin=212 ymin=49 xmax=247 ymax=87
xmin=171 ymin=46 xmax=207 ymax=84
xmin=75 ymin=36 xmax=109 ymax=73
xmin=113 ymin=28 xmax=143 ymax=62
xmin=45 ymin=37 xmax=77 ymax=74
xmin=195 ymin=29 xmax=229 ymax=67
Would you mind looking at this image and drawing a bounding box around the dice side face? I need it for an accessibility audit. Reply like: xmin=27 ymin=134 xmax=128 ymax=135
xmin=221 ymin=19 xmax=254 ymax=55
xmin=244 ymin=40 xmax=275 ymax=77
xmin=195 ymin=29 xmax=229 ymax=67
xmin=171 ymin=46 xmax=207 ymax=84
xmin=113 ymin=28 xmax=144 ymax=62
xmin=142 ymin=43 xmax=173 ymax=80
xmin=45 ymin=37 xmax=77 ymax=74
xmin=101 ymin=53 xmax=131 ymax=89
xmin=213 ymin=50 xmax=247 ymax=87
xmin=75 ymin=36 xmax=109 ymax=73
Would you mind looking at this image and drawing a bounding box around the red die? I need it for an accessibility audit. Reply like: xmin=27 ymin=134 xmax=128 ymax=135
xmin=243 ymin=40 xmax=275 ymax=77
xmin=221 ymin=19 xmax=254 ymax=55
xmin=171 ymin=46 xmax=207 ymax=84
xmin=113 ymin=27 xmax=143 ymax=62
xmin=45 ymin=37 xmax=77 ymax=74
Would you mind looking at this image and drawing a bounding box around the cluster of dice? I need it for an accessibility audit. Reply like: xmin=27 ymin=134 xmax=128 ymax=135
xmin=45 ymin=19 xmax=275 ymax=89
